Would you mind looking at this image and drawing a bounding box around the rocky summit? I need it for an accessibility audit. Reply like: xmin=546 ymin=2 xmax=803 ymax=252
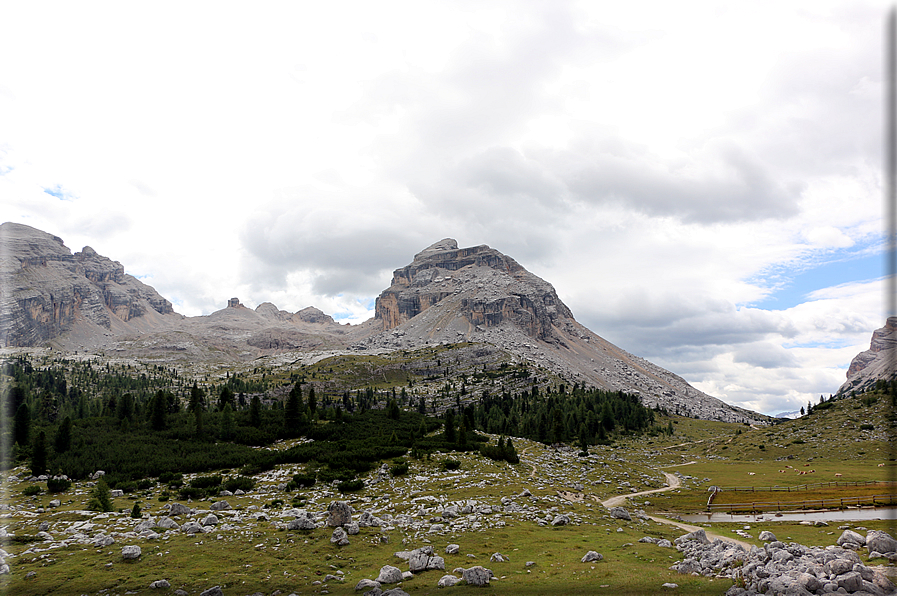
xmin=0 ymin=222 xmax=178 ymax=348
xmin=0 ymin=224 xmax=764 ymax=423
xmin=839 ymin=317 xmax=897 ymax=396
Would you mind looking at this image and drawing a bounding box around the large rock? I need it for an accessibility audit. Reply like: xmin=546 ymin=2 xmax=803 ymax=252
xmin=287 ymin=517 xmax=317 ymax=531
xmin=121 ymin=545 xmax=141 ymax=560
xmin=327 ymin=501 xmax=353 ymax=527
xmin=209 ymin=500 xmax=231 ymax=511
xmin=461 ymin=566 xmax=493 ymax=587
xmin=839 ymin=316 xmax=897 ymax=394
xmin=866 ymin=530 xmax=897 ymax=555
xmin=409 ymin=551 xmax=445 ymax=573
xmin=200 ymin=587 xmax=223 ymax=596
xmin=837 ymin=529 xmax=866 ymax=547
xmin=438 ymin=574 xmax=461 ymax=587
xmin=376 ymin=565 xmax=404 ymax=584
xmin=758 ymin=530 xmax=777 ymax=542
xmin=609 ymin=507 xmax=631 ymax=521
xmin=581 ymin=551 xmax=603 ymax=563
xmin=354 ymin=578 xmax=381 ymax=591
xmin=331 ymin=527 xmax=350 ymax=546
xmin=168 ymin=503 xmax=191 ymax=516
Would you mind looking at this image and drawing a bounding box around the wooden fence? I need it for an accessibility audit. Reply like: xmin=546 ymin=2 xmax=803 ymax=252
xmin=708 ymin=494 xmax=897 ymax=513
xmin=718 ymin=480 xmax=896 ymax=493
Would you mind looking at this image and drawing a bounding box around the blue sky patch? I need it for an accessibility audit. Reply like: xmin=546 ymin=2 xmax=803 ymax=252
xmin=746 ymin=247 xmax=883 ymax=311
xmin=43 ymin=184 xmax=72 ymax=201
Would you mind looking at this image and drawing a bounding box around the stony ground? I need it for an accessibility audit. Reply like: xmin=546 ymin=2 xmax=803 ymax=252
xmin=1 ymin=434 xmax=894 ymax=595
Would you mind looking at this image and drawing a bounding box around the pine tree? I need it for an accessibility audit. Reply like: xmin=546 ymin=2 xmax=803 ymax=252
xmin=285 ymin=383 xmax=301 ymax=433
xmin=307 ymin=386 xmax=317 ymax=417
xmin=220 ymin=404 xmax=234 ymax=440
xmin=151 ymin=390 xmax=167 ymax=431
xmin=87 ymin=478 xmax=113 ymax=512
xmin=444 ymin=408 xmax=456 ymax=443
xmin=31 ymin=430 xmax=48 ymax=476
xmin=14 ymin=403 xmax=30 ymax=447
xmin=190 ymin=382 xmax=204 ymax=436
xmin=218 ymin=386 xmax=235 ymax=412
xmin=249 ymin=395 xmax=262 ymax=427
xmin=130 ymin=502 xmax=142 ymax=518
xmin=54 ymin=416 xmax=72 ymax=453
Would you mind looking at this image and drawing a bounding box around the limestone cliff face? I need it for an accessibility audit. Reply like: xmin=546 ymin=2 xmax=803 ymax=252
xmin=363 ymin=238 xmax=765 ymax=424
xmin=375 ymin=239 xmax=573 ymax=343
xmin=0 ymin=222 xmax=174 ymax=347
xmin=839 ymin=317 xmax=897 ymax=395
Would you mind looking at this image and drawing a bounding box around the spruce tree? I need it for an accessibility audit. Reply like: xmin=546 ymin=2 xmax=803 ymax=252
xmin=444 ymin=408 xmax=456 ymax=443
xmin=54 ymin=416 xmax=72 ymax=453
xmin=30 ymin=430 xmax=47 ymax=476
xmin=151 ymin=391 xmax=167 ymax=431
xmin=220 ymin=403 xmax=234 ymax=440
xmin=307 ymin=386 xmax=317 ymax=417
xmin=249 ymin=395 xmax=262 ymax=427
xmin=190 ymin=382 xmax=204 ymax=436
xmin=14 ymin=403 xmax=30 ymax=447
xmin=87 ymin=478 xmax=113 ymax=512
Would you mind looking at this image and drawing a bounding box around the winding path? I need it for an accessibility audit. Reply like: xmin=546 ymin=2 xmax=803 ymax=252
xmin=597 ymin=471 xmax=752 ymax=550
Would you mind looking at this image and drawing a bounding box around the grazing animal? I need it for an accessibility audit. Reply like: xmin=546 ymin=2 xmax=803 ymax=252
xmin=879 ymin=463 xmax=885 ymax=467
xmin=835 ymin=473 xmax=843 ymax=477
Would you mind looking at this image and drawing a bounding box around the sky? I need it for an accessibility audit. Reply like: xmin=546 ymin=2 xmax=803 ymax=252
xmin=0 ymin=1 xmax=891 ymax=416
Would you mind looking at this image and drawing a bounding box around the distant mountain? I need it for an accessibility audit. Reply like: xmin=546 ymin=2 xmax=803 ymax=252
xmin=774 ymin=410 xmax=801 ymax=419
xmin=838 ymin=316 xmax=897 ymax=395
xmin=0 ymin=224 xmax=766 ymax=423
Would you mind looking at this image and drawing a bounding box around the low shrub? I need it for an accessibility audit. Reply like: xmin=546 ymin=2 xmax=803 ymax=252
xmin=389 ymin=461 xmax=409 ymax=476
xmin=190 ymin=475 xmax=223 ymax=490
xmin=442 ymin=459 xmax=461 ymax=471
xmin=47 ymin=477 xmax=71 ymax=493
xmin=22 ymin=484 xmax=41 ymax=496
xmin=337 ymin=479 xmax=364 ymax=492
xmin=224 ymin=476 xmax=255 ymax=492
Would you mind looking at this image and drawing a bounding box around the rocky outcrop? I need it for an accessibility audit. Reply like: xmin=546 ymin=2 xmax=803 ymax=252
xmin=374 ymin=239 xmax=572 ymax=343
xmin=839 ymin=317 xmax=897 ymax=395
xmin=0 ymin=222 xmax=175 ymax=347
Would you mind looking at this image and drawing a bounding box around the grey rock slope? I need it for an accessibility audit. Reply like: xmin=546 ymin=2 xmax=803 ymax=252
xmin=359 ymin=239 xmax=762 ymax=423
xmin=0 ymin=222 xmax=179 ymax=347
xmin=838 ymin=316 xmax=897 ymax=395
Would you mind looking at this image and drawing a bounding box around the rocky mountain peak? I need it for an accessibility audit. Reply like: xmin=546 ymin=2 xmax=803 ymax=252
xmin=374 ymin=241 xmax=569 ymax=341
xmin=839 ymin=316 xmax=897 ymax=394
xmin=0 ymin=222 xmax=175 ymax=347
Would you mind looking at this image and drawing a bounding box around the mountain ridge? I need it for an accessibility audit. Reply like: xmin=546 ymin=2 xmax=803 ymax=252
xmin=0 ymin=222 xmax=765 ymax=423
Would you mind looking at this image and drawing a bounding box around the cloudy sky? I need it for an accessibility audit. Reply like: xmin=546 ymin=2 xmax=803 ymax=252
xmin=0 ymin=1 xmax=891 ymax=415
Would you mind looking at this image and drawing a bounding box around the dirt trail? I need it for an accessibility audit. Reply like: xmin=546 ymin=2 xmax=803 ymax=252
xmin=597 ymin=471 xmax=752 ymax=550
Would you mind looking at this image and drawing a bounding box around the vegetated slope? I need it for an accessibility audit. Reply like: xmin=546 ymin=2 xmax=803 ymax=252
xmin=839 ymin=316 xmax=897 ymax=396
xmin=698 ymin=382 xmax=896 ymax=463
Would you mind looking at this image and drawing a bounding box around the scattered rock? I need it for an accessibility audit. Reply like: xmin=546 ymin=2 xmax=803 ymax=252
xmin=376 ymin=565 xmax=404 ymax=584
xmin=609 ymin=507 xmax=631 ymax=521
xmin=461 ymin=566 xmax=493 ymax=587
xmin=331 ymin=527 xmax=350 ymax=546
xmin=355 ymin=578 xmax=381 ymax=591
xmin=437 ymin=574 xmax=461 ymax=587
xmin=581 ymin=551 xmax=603 ymax=563
xmin=550 ymin=514 xmax=570 ymax=526
xmin=200 ymin=587 xmax=223 ymax=596
xmin=445 ymin=544 xmax=459 ymax=555
xmin=327 ymin=501 xmax=353 ymax=527
xmin=121 ymin=545 xmax=141 ymax=560
xmin=210 ymin=500 xmax=231 ymax=511
xmin=149 ymin=579 xmax=171 ymax=589
xmin=758 ymin=530 xmax=776 ymax=542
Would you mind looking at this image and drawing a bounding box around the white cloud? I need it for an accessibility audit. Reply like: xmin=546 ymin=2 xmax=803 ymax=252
xmin=0 ymin=0 xmax=889 ymax=415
